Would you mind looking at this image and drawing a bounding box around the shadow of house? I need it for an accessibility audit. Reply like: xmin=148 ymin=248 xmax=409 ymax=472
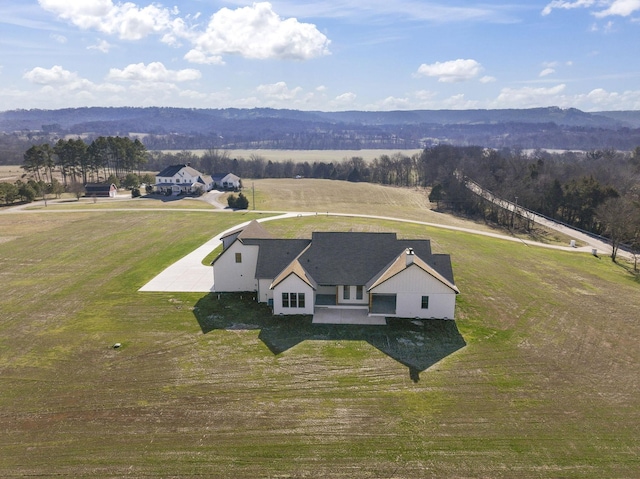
xmin=194 ymin=293 xmax=466 ymax=382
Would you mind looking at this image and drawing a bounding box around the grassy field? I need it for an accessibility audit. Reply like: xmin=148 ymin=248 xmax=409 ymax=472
xmin=0 ymin=187 xmax=638 ymax=477
xmin=161 ymin=148 xmax=423 ymax=162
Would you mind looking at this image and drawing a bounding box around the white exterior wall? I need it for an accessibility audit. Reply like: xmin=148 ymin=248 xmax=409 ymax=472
xmin=212 ymin=242 xmax=259 ymax=292
xmin=257 ymin=278 xmax=274 ymax=304
xmin=370 ymin=265 xmax=457 ymax=319
xmin=222 ymin=174 xmax=241 ymax=189
xmin=272 ymin=275 xmax=314 ymax=315
xmin=337 ymin=285 xmax=369 ymax=305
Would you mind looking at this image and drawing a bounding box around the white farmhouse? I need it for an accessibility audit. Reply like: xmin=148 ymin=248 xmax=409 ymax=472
xmin=155 ymin=164 xmax=214 ymax=195
xmin=212 ymin=221 xmax=459 ymax=322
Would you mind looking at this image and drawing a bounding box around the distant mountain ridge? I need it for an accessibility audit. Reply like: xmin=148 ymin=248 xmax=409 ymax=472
xmin=2 ymin=106 xmax=637 ymax=131
xmin=1 ymin=106 xmax=640 ymax=152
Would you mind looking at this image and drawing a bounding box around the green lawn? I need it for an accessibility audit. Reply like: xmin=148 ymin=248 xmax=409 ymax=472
xmin=0 ymin=209 xmax=638 ymax=478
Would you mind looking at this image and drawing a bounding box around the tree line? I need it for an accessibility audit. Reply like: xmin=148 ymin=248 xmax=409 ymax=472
xmin=22 ymin=136 xmax=148 ymax=186
xmin=151 ymin=145 xmax=640 ymax=261
xmin=420 ymin=145 xmax=640 ymax=262
xmin=9 ymin=138 xmax=640 ymax=263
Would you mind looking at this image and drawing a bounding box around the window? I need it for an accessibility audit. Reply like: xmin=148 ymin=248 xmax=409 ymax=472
xmin=421 ymin=296 xmax=429 ymax=309
xmin=356 ymin=285 xmax=363 ymax=300
xmin=343 ymin=286 xmax=350 ymax=300
xmin=235 ymin=253 xmax=242 ymax=263
xmin=282 ymin=292 xmax=305 ymax=309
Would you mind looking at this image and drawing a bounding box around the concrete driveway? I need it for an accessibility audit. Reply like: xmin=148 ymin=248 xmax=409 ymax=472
xmin=138 ymin=212 xmax=306 ymax=292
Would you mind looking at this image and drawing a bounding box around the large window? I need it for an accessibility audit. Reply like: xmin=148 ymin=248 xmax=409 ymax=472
xmin=235 ymin=252 xmax=242 ymax=263
xmin=282 ymin=292 xmax=305 ymax=308
xmin=421 ymin=296 xmax=429 ymax=309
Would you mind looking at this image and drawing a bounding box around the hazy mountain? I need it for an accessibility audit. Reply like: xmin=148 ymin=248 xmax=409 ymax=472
xmin=1 ymin=107 xmax=639 ymax=153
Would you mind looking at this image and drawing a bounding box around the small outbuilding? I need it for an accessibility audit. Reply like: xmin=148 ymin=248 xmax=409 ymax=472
xmin=212 ymin=173 xmax=242 ymax=190
xmin=85 ymin=183 xmax=117 ymax=198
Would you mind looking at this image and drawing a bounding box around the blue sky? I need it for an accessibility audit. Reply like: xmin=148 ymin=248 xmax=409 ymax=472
xmin=1 ymin=1 xmax=639 ymax=111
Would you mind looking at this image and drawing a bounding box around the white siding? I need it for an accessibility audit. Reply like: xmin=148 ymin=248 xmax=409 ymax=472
xmin=257 ymin=278 xmax=274 ymax=304
xmin=212 ymin=242 xmax=259 ymax=292
xmin=272 ymin=275 xmax=314 ymax=315
xmin=337 ymin=285 xmax=368 ymax=305
xmin=370 ymin=265 xmax=457 ymax=319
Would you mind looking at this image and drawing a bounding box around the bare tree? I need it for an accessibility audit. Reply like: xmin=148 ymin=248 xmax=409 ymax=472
xmin=596 ymin=196 xmax=640 ymax=262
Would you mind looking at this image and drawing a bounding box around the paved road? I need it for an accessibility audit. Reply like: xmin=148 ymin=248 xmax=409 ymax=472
xmin=463 ymin=177 xmax=625 ymax=259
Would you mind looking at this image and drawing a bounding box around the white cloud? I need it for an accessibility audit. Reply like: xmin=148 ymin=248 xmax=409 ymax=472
xmin=88 ymin=39 xmax=112 ymax=53
xmin=480 ymin=75 xmax=497 ymax=83
xmin=332 ymin=92 xmax=357 ymax=105
xmin=50 ymin=33 xmax=67 ymax=43
xmin=107 ymin=62 xmax=201 ymax=82
xmin=580 ymin=87 xmax=640 ymax=109
xmin=185 ymin=2 xmax=330 ymax=62
xmin=540 ymin=68 xmax=556 ymax=77
xmin=183 ymin=49 xmax=224 ymax=66
xmin=542 ymin=0 xmax=640 ymax=17
xmin=542 ymin=0 xmax=596 ymax=16
xmin=416 ymin=59 xmax=483 ymax=83
xmin=441 ymin=94 xmax=479 ymax=109
xmin=38 ymin=1 xmax=330 ymax=64
xmin=494 ymin=84 xmax=568 ymax=108
xmin=38 ymin=0 xmax=184 ymax=41
xmin=594 ymin=0 xmax=640 ymax=17
xmin=23 ymin=65 xmax=78 ymax=84
xmin=256 ymin=81 xmax=302 ymax=101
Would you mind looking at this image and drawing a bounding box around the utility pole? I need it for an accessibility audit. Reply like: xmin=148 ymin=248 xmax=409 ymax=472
xmin=252 ymin=182 xmax=255 ymax=210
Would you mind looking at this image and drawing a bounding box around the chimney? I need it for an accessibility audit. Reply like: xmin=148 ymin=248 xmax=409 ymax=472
xmin=406 ymin=248 xmax=415 ymax=266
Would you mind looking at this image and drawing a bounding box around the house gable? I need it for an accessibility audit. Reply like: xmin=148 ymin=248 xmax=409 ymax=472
xmin=271 ymin=272 xmax=315 ymax=315
xmin=368 ymin=249 xmax=459 ymax=294
xmin=212 ymin=240 xmax=260 ymax=292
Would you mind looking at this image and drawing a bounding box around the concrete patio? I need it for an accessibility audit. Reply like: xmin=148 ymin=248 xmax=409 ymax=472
xmin=312 ymin=306 xmax=387 ymax=325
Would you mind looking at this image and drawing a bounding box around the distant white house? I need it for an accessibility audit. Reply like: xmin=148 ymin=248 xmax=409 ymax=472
xmin=212 ymin=221 xmax=459 ymax=322
xmin=212 ymin=173 xmax=242 ymax=190
xmin=155 ymin=164 xmax=214 ymax=195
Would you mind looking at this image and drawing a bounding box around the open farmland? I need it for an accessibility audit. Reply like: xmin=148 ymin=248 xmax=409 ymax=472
xmin=163 ymin=148 xmax=423 ymax=163
xmin=0 ymin=198 xmax=638 ymax=477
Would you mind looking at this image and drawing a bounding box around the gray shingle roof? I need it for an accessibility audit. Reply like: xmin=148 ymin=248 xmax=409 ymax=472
xmin=157 ymin=164 xmax=203 ymax=178
xmin=296 ymin=232 xmax=434 ymax=286
xmin=242 ymin=238 xmax=311 ymax=279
